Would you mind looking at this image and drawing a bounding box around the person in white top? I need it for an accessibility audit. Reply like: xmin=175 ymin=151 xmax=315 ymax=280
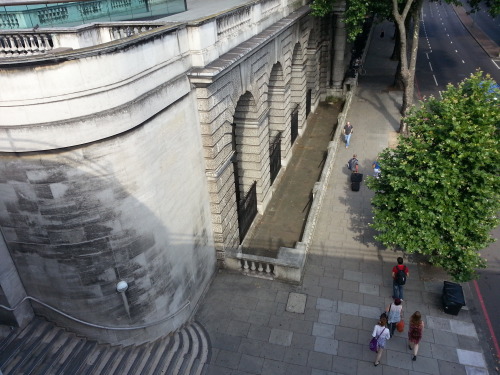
xmin=372 ymin=315 xmax=391 ymax=366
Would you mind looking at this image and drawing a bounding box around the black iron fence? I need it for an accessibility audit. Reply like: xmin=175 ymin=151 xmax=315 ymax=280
xmin=237 ymin=181 xmax=257 ymax=242
xmin=269 ymin=132 xmax=282 ymax=185
xmin=291 ymin=107 xmax=298 ymax=145
xmin=306 ymin=89 xmax=311 ymax=118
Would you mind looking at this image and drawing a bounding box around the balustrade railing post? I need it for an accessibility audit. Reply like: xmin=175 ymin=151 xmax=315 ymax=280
xmin=14 ymin=35 xmax=22 ymax=55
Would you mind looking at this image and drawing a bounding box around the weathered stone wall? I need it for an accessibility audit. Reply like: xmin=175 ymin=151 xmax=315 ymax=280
xmin=0 ymin=0 xmax=334 ymax=343
xmin=191 ymin=8 xmax=315 ymax=262
xmin=0 ymin=234 xmax=34 ymax=328
xmin=0 ymin=94 xmax=216 ymax=345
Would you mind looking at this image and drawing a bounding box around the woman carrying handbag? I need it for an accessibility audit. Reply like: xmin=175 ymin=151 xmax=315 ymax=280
xmin=386 ymin=298 xmax=403 ymax=337
xmin=372 ymin=315 xmax=390 ymax=366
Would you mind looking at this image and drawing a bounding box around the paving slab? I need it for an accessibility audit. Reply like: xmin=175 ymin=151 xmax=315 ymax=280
xmin=457 ymin=349 xmax=487 ymax=367
xmin=286 ymin=292 xmax=307 ymax=314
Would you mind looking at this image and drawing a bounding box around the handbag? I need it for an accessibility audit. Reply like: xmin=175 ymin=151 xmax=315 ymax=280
xmin=396 ymin=319 xmax=405 ymax=332
xmin=380 ymin=303 xmax=391 ymax=320
xmin=369 ymin=328 xmax=386 ymax=352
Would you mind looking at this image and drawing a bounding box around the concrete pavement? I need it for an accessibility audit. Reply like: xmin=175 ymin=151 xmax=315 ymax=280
xmin=195 ymin=20 xmax=493 ymax=375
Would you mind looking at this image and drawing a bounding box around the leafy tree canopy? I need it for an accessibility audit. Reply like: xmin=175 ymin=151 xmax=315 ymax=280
xmin=311 ymin=0 xmax=500 ymax=40
xmin=367 ymin=71 xmax=500 ymax=282
xmin=311 ymin=0 xmax=392 ymax=41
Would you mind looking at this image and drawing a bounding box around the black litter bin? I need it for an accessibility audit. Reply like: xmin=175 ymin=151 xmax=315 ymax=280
xmin=442 ymin=281 xmax=466 ymax=315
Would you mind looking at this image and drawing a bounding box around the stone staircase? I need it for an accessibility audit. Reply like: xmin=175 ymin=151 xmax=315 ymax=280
xmin=0 ymin=317 xmax=211 ymax=375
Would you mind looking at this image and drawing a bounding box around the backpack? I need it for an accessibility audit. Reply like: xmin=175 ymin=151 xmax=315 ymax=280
xmin=347 ymin=158 xmax=358 ymax=171
xmin=395 ymin=265 xmax=407 ymax=285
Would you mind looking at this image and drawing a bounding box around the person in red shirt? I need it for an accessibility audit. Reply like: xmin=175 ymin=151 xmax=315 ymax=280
xmin=392 ymin=257 xmax=409 ymax=301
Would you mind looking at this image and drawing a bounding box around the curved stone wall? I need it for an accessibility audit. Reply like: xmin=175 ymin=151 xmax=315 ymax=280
xmin=0 ymin=94 xmax=216 ymax=345
xmin=0 ymin=0 xmax=333 ymax=344
xmin=0 ymin=27 xmax=191 ymax=152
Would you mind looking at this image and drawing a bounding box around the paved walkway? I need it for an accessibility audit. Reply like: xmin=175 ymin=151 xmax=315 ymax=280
xmin=196 ymin=20 xmax=492 ymax=375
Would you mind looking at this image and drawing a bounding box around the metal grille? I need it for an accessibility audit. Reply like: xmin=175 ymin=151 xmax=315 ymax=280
xmin=237 ymin=181 xmax=257 ymax=242
xmin=269 ymin=132 xmax=282 ymax=185
xmin=306 ymin=89 xmax=312 ymax=118
xmin=291 ymin=107 xmax=299 ymax=145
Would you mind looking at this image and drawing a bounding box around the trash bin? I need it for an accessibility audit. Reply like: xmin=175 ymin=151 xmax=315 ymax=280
xmin=442 ymin=281 xmax=466 ymax=315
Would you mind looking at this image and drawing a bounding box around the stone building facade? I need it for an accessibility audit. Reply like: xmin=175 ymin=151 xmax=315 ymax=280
xmin=0 ymin=0 xmax=346 ymax=345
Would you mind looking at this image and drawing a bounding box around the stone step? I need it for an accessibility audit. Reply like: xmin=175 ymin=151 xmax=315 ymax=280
xmin=0 ymin=317 xmax=211 ymax=375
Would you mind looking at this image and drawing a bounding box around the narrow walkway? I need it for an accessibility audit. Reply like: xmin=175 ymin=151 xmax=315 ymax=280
xmin=243 ymin=102 xmax=342 ymax=258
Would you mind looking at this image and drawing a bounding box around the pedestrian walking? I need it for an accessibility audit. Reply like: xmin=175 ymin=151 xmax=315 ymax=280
xmin=386 ymin=298 xmax=403 ymax=337
xmin=372 ymin=315 xmax=390 ymax=366
xmin=408 ymin=311 xmax=424 ymax=361
xmin=347 ymin=154 xmax=359 ymax=173
xmin=392 ymin=257 xmax=409 ymax=301
xmin=343 ymin=121 xmax=354 ymax=148
xmin=372 ymin=159 xmax=381 ymax=178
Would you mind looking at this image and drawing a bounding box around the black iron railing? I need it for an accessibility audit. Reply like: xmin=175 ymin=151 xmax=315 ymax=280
xmin=306 ymin=89 xmax=311 ymax=118
xmin=237 ymin=181 xmax=257 ymax=242
xmin=291 ymin=107 xmax=298 ymax=145
xmin=269 ymin=132 xmax=282 ymax=185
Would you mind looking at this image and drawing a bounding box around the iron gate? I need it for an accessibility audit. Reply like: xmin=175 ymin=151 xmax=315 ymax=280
xmin=237 ymin=181 xmax=257 ymax=242
xmin=269 ymin=132 xmax=282 ymax=185
xmin=306 ymin=89 xmax=311 ymax=118
xmin=291 ymin=107 xmax=298 ymax=145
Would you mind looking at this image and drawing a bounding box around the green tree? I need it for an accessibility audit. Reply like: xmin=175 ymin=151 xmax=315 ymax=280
xmin=366 ymin=72 xmax=500 ymax=282
xmin=311 ymin=0 xmax=500 ymax=133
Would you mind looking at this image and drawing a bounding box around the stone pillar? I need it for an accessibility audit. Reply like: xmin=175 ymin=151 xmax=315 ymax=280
xmin=331 ymin=11 xmax=347 ymax=95
xmin=291 ymin=53 xmax=307 ymax=134
xmin=268 ymin=72 xmax=292 ymax=166
xmin=0 ymin=231 xmax=34 ymax=328
xmin=306 ymin=46 xmax=321 ymax=112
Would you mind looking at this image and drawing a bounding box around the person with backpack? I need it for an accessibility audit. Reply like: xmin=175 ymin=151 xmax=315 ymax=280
xmin=347 ymin=154 xmax=359 ymax=173
xmin=392 ymin=257 xmax=409 ymax=301
xmin=408 ymin=311 xmax=424 ymax=361
xmin=372 ymin=159 xmax=381 ymax=178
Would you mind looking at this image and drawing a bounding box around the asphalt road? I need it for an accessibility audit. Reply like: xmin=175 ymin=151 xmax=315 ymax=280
xmin=415 ymin=1 xmax=500 ymax=369
xmin=417 ymin=0 xmax=500 ymax=100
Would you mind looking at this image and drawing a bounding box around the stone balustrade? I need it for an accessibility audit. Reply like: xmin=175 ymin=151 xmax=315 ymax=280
xmin=226 ymin=244 xmax=307 ymax=284
xmin=0 ymin=22 xmax=164 ymax=57
xmin=0 ymin=33 xmax=53 ymax=57
xmin=1 ymin=0 xmax=298 ymax=63
xmin=216 ymin=7 xmax=251 ymax=40
xmin=241 ymin=259 xmax=276 ymax=279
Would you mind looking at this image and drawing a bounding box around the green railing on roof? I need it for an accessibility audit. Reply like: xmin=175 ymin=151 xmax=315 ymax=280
xmin=0 ymin=0 xmax=186 ymax=29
